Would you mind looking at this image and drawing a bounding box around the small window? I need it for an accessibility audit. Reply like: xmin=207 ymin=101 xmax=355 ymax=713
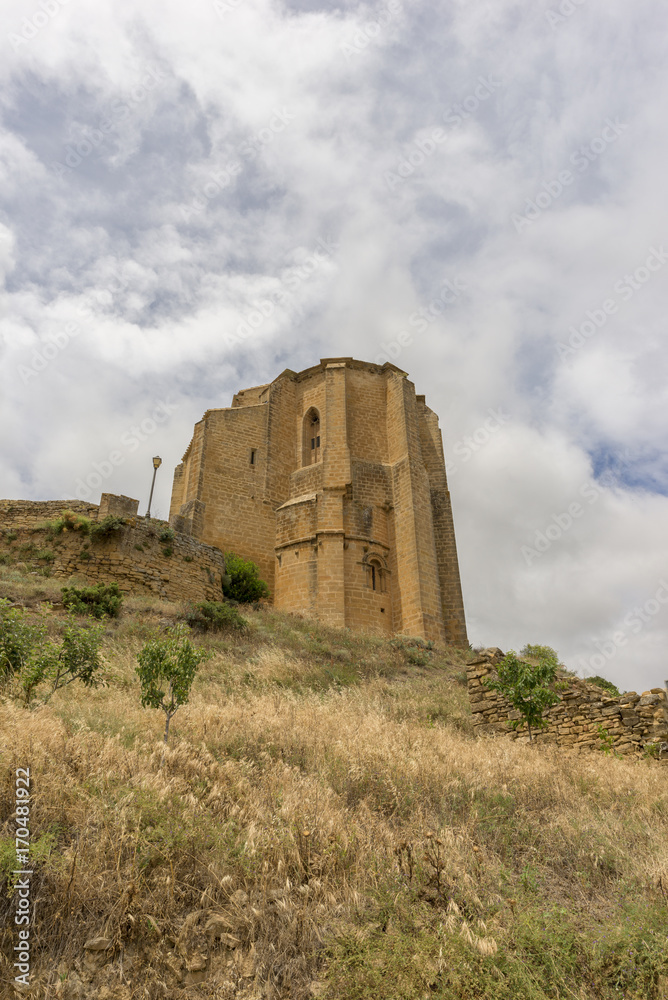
xmin=250 ymin=449 xmax=256 ymax=465
xmin=368 ymin=558 xmax=384 ymax=593
xmin=302 ymin=408 xmax=321 ymax=466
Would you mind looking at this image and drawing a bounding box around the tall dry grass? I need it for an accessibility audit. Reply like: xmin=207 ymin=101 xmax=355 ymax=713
xmin=0 ymin=597 xmax=667 ymax=999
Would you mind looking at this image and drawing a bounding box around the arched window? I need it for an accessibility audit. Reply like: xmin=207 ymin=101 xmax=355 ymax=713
xmin=365 ymin=555 xmax=386 ymax=593
xmin=302 ymin=408 xmax=321 ymax=466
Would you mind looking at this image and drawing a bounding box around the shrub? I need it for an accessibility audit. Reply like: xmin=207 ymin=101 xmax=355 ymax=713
xmin=61 ymin=582 xmax=123 ymax=619
xmin=159 ymin=528 xmax=175 ymax=543
xmin=183 ymin=600 xmax=246 ymax=633
xmin=90 ymin=515 xmax=125 ymax=540
xmin=6 ymin=530 xmax=17 ymax=542
xmin=223 ymin=552 xmax=270 ymax=603
xmin=0 ymin=599 xmax=47 ymax=679
xmin=45 ymin=510 xmax=91 ymax=537
xmin=161 ymin=546 xmax=173 ymax=558
xmin=587 ymin=674 xmax=621 ymax=698
xmin=136 ymin=624 xmax=210 ymax=750
xmin=597 ymin=725 xmax=622 ymax=758
xmin=20 ymin=618 xmax=105 ymax=706
xmin=484 ymin=645 xmax=561 ymax=742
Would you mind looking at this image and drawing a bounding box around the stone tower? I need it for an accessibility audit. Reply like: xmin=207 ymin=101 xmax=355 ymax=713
xmin=169 ymin=358 xmax=467 ymax=645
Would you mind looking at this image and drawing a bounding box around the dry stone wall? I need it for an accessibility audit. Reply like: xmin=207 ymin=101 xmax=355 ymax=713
xmin=0 ymin=497 xmax=227 ymax=604
xmin=468 ymin=647 xmax=668 ymax=756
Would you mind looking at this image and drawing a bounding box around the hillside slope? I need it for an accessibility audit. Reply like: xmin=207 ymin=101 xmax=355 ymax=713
xmin=1 ymin=572 xmax=667 ymax=999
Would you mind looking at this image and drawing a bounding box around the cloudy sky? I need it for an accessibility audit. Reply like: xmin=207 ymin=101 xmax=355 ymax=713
xmin=1 ymin=0 xmax=667 ymax=694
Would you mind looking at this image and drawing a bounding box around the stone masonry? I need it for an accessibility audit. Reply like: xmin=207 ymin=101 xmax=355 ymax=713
xmin=0 ymin=495 xmax=227 ymax=603
xmin=468 ymin=648 xmax=668 ymax=756
xmin=169 ymin=358 xmax=468 ymax=645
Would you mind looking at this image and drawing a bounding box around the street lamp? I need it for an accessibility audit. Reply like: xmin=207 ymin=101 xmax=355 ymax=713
xmin=145 ymin=456 xmax=162 ymax=519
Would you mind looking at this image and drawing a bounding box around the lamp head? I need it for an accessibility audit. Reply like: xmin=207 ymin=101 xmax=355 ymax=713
xmin=152 ymin=456 xmax=162 ymax=469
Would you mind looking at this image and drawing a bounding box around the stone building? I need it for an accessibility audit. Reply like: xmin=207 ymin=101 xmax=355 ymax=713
xmin=169 ymin=358 xmax=467 ymax=645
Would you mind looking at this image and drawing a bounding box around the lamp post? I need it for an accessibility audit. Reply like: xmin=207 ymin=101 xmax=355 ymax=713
xmin=145 ymin=456 xmax=162 ymax=519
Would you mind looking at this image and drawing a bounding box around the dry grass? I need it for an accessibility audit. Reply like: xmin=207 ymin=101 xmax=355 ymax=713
xmin=0 ymin=587 xmax=667 ymax=999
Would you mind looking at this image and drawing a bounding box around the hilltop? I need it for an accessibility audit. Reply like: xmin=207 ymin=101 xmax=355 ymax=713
xmin=1 ymin=568 xmax=667 ymax=999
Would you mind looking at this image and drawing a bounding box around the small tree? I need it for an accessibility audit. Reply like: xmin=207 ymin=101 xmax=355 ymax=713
xmin=136 ymin=624 xmax=209 ymax=753
xmin=483 ymin=644 xmax=562 ymax=743
xmin=0 ymin=599 xmax=47 ymax=680
xmin=20 ymin=618 xmax=105 ymax=706
xmin=223 ymin=552 xmax=269 ymax=603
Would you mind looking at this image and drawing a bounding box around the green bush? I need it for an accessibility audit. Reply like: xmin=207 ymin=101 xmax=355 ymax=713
xmin=484 ymin=645 xmax=562 ymax=742
xmin=159 ymin=528 xmax=175 ymax=543
xmin=0 ymin=599 xmax=47 ymax=679
xmin=183 ymin=600 xmax=246 ymax=633
xmin=45 ymin=510 xmax=91 ymax=537
xmin=161 ymin=546 xmax=173 ymax=558
xmin=587 ymin=674 xmax=621 ymax=698
xmin=90 ymin=515 xmax=125 ymax=540
xmin=61 ymin=582 xmax=123 ymax=619
xmin=223 ymin=552 xmax=270 ymax=603
xmin=6 ymin=531 xmax=17 ymax=542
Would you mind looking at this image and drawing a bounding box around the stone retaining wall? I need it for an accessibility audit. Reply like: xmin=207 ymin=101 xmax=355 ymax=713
xmin=0 ymin=497 xmax=227 ymax=604
xmin=468 ymin=648 xmax=668 ymax=756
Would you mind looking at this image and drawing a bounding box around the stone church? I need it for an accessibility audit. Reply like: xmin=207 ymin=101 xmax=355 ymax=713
xmin=169 ymin=358 xmax=467 ymax=645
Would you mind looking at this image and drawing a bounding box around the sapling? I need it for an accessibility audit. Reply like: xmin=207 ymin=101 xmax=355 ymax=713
xmin=136 ymin=624 xmax=209 ymax=758
xmin=483 ymin=645 xmax=562 ymax=743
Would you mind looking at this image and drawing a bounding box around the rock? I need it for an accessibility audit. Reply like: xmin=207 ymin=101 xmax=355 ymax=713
xmin=186 ymin=952 xmax=208 ymax=972
xmin=83 ymin=937 xmax=113 ymax=951
xmin=165 ymin=955 xmax=184 ymax=982
xmin=184 ymin=968 xmax=207 ymax=985
xmin=209 ymin=913 xmax=241 ymax=948
xmin=237 ymin=946 xmax=256 ymax=978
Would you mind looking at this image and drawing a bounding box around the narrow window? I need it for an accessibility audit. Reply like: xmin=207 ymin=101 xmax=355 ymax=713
xmin=368 ymin=558 xmax=383 ymax=592
xmin=310 ymin=416 xmax=321 ymax=464
xmin=250 ymin=449 xmax=256 ymax=465
xmin=302 ymin=408 xmax=322 ymax=466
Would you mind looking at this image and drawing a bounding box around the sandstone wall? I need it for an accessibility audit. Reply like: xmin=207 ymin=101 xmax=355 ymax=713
xmin=169 ymin=358 xmax=469 ymax=645
xmin=0 ymin=499 xmax=99 ymax=528
xmin=467 ymin=648 xmax=668 ymax=755
xmin=0 ymin=498 xmax=226 ymax=604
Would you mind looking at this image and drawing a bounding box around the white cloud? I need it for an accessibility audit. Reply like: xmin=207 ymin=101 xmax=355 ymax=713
xmin=1 ymin=0 xmax=667 ymax=693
